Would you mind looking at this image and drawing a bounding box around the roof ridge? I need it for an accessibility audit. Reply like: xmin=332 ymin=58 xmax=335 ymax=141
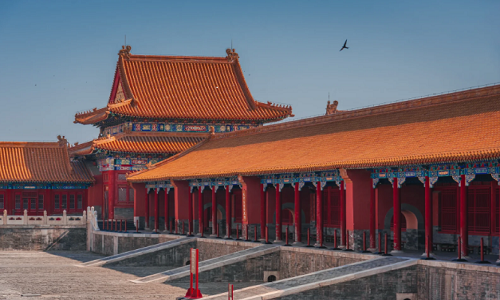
xmin=0 ymin=141 xmax=61 ymax=148
xmin=211 ymin=84 xmax=500 ymax=141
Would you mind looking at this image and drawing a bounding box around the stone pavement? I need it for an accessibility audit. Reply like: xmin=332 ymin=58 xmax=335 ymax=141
xmin=133 ymin=244 xmax=280 ymax=283
xmin=203 ymin=257 xmax=416 ymax=300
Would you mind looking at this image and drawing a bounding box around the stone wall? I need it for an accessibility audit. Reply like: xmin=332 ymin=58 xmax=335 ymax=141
xmin=417 ymin=262 xmax=500 ymax=300
xmin=279 ymin=248 xmax=369 ymax=278
xmin=0 ymin=226 xmax=86 ymax=251
xmin=274 ymin=266 xmax=418 ymax=300
xmin=105 ymin=240 xmax=197 ymax=267
xmin=196 ymin=239 xmax=257 ymax=261
xmin=90 ymin=231 xmax=179 ymax=256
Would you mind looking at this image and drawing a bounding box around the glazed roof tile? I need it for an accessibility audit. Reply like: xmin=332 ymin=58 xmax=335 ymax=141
xmin=128 ymin=84 xmax=500 ymax=182
xmin=69 ymin=133 xmax=207 ymax=156
xmin=0 ymin=142 xmax=94 ymax=183
xmin=74 ymin=48 xmax=292 ymax=124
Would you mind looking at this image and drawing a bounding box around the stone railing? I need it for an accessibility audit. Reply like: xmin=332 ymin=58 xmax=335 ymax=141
xmin=87 ymin=206 xmax=100 ymax=231
xmin=0 ymin=210 xmax=86 ymax=226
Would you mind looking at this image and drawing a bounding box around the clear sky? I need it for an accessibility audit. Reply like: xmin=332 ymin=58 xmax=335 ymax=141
xmin=0 ymin=0 xmax=499 ymax=144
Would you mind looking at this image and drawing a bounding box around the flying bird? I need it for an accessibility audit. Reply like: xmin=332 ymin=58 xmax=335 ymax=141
xmin=340 ymin=39 xmax=349 ymax=51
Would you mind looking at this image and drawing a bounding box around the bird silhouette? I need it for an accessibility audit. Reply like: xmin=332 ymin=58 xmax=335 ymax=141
xmin=340 ymin=39 xmax=349 ymax=51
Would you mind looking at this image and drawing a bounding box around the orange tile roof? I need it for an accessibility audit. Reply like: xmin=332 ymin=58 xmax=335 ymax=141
xmin=69 ymin=132 xmax=207 ymax=156
xmin=128 ymin=84 xmax=500 ymax=182
xmin=74 ymin=47 xmax=292 ymax=124
xmin=0 ymin=142 xmax=94 ymax=183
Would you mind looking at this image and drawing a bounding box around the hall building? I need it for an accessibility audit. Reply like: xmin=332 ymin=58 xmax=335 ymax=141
xmin=70 ymin=46 xmax=293 ymax=222
xmin=127 ymin=83 xmax=500 ymax=257
xmin=0 ymin=137 xmax=93 ymax=216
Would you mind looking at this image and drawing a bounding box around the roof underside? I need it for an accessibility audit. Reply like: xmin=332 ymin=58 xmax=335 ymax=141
xmin=0 ymin=142 xmax=94 ymax=183
xmin=128 ymin=85 xmax=500 ymax=182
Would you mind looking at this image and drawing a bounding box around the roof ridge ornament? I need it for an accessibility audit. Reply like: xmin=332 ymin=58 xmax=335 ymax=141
xmin=57 ymin=135 xmax=68 ymax=148
xmin=225 ymin=48 xmax=239 ymax=61
xmin=118 ymin=45 xmax=132 ymax=60
xmin=326 ymin=100 xmax=339 ymax=115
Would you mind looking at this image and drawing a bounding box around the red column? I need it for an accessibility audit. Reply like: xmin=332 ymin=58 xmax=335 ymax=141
xmin=260 ymin=184 xmax=266 ymax=239
xmin=424 ymin=176 xmax=432 ymax=254
xmin=275 ymin=184 xmax=282 ymax=242
xmin=164 ymin=189 xmax=169 ymax=232
xmin=340 ymin=181 xmax=346 ymax=246
xmin=393 ymin=177 xmax=401 ymax=251
xmin=294 ymin=182 xmax=302 ymax=243
xmin=144 ymin=188 xmax=150 ymax=229
xmin=211 ymin=186 xmax=217 ymax=236
xmin=315 ymin=182 xmax=323 ymax=247
xmin=188 ymin=188 xmax=193 ymax=235
xmin=198 ymin=187 xmax=203 ymax=235
xmin=154 ymin=189 xmax=159 ymax=232
xmin=225 ymin=186 xmax=231 ymax=238
xmin=108 ymin=170 xmax=116 ymax=220
xmin=460 ymin=174 xmax=468 ymax=257
xmin=369 ymin=180 xmax=376 ymax=249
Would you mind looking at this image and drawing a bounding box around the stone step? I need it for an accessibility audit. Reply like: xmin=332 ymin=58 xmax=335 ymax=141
xmin=203 ymin=257 xmax=417 ymax=300
xmin=131 ymin=244 xmax=280 ymax=284
xmin=79 ymin=236 xmax=195 ymax=267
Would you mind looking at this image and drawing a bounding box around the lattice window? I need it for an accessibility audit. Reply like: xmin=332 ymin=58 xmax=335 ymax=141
xmin=117 ymin=174 xmax=127 ymax=181
xmin=54 ymin=195 xmax=60 ymax=210
xmin=23 ymin=198 xmax=28 ymax=211
xmin=439 ymin=188 xmax=458 ymax=233
xmin=0 ymin=195 xmax=4 ymax=209
xmin=324 ymin=187 xmax=340 ymax=227
xmin=468 ymin=186 xmax=491 ymax=234
xmin=62 ymin=195 xmax=67 ymax=209
xmin=38 ymin=195 xmax=44 ymax=210
xmin=77 ymin=195 xmax=83 ymax=209
xmin=129 ymin=188 xmax=135 ymax=202
xmin=118 ymin=186 xmax=127 ymax=202
xmin=30 ymin=198 xmax=35 ymax=210
xmin=69 ymin=195 xmax=75 ymax=209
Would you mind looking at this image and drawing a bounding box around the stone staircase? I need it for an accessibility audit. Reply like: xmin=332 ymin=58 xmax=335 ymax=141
xmin=131 ymin=244 xmax=280 ymax=284
xmin=203 ymin=257 xmax=417 ymax=300
xmin=79 ymin=236 xmax=195 ymax=267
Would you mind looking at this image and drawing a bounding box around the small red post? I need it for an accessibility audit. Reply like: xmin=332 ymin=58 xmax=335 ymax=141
xmin=114 ymin=219 xmax=117 ymax=232
xmin=136 ymin=219 xmax=139 ymax=233
xmin=344 ymin=230 xmax=353 ymax=251
xmin=382 ymin=233 xmax=392 ymax=256
xmin=236 ymin=224 xmax=239 ymax=240
xmin=264 ymin=225 xmax=271 ymax=244
xmin=361 ymin=231 xmax=370 ymax=253
xmin=306 ymin=228 xmax=313 ymax=247
xmin=123 ymin=220 xmax=127 ymax=233
xmin=332 ymin=230 xmax=340 ymax=250
xmin=245 ymin=225 xmax=249 ymax=241
xmin=284 ymin=226 xmax=291 ymax=246
xmin=453 ymin=236 xmax=466 ymax=262
xmin=254 ymin=225 xmax=257 ymax=242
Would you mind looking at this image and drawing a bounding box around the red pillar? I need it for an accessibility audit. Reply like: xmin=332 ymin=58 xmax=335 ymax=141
xmin=154 ymin=189 xmax=159 ymax=232
xmin=164 ymin=189 xmax=169 ymax=232
xmin=294 ymin=182 xmax=302 ymax=243
xmin=225 ymin=186 xmax=231 ymax=238
xmin=144 ymin=188 xmax=150 ymax=229
xmin=340 ymin=181 xmax=346 ymax=246
xmin=424 ymin=176 xmax=432 ymax=254
xmin=260 ymin=184 xmax=266 ymax=239
xmin=393 ymin=177 xmax=401 ymax=251
xmin=198 ymin=187 xmax=203 ymax=235
xmin=275 ymin=184 xmax=282 ymax=242
xmin=315 ymin=182 xmax=323 ymax=247
xmin=369 ymin=180 xmax=376 ymax=249
xmin=211 ymin=186 xmax=217 ymax=236
xmin=188 ymin=188 xmax=193 ymax=235
xmin=460 ymin=174 xmax=468 ymax=257
xmin=108 ymin=170 xmax=116 ymax=220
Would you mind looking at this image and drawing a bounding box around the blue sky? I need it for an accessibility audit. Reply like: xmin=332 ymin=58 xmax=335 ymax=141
xmin=0 ymin=0 xmax=499 ymax=144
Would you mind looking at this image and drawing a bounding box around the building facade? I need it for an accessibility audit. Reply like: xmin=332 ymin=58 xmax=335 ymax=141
xmin=128 ymin=84 xmax=500 ymax=256
xmin=0 ymin=137 xmax=93 ymax=216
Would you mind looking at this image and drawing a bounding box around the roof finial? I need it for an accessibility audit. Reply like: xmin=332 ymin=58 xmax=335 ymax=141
xmin=226 ymin=48 xmax=239 ymax=61
xmin=118 ymin=45 xmax=132 ymax=60
xmin=326 ymin=100 xmax=339 ymax=115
